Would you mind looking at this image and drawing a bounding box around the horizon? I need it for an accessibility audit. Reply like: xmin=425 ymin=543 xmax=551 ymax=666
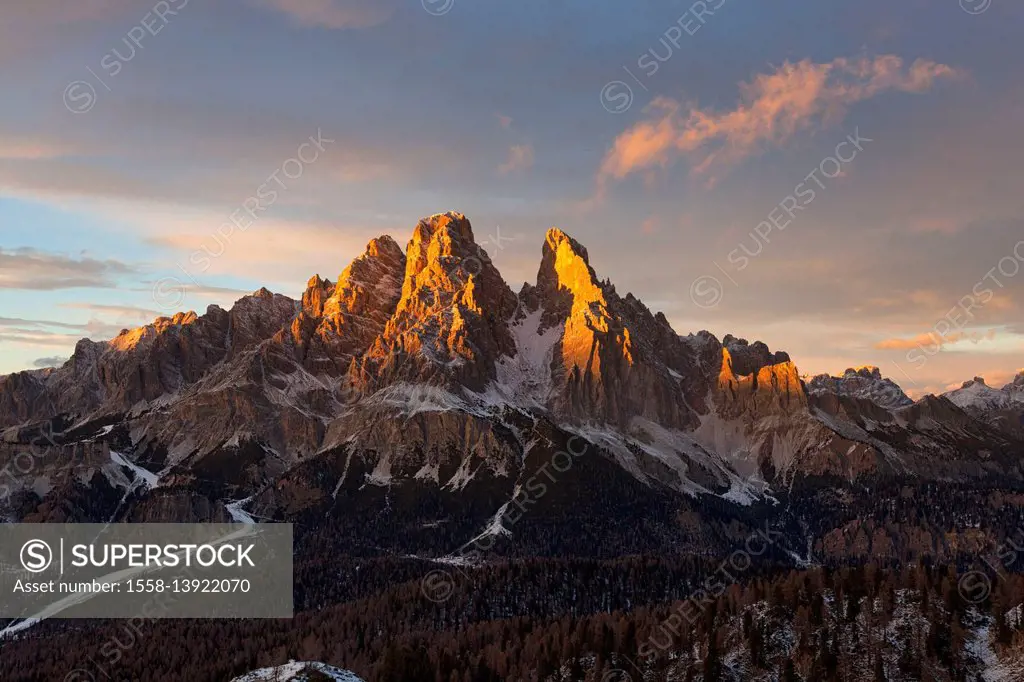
xmin=2 ymin=0 xmax=1023 ymax=398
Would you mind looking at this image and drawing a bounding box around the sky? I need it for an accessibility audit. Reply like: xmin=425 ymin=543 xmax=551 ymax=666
xmin=1 ymin=0 xmax=1022 ymax=397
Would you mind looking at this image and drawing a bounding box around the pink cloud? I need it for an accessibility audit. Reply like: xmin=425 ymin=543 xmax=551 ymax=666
xmin=0 ymin=137 xmax=70 ymax=161
xmin=498 ymin=144 xmax=535 ymax=175
xmin=598 ymin=55 xmax=963 ymax=189
xmin=251 ymin=0 xmax=395 ymax=29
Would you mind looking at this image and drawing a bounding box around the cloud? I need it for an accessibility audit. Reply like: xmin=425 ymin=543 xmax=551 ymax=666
xmin=0 ymin=0 xmax=144 ymax=60
xmin=33 ymin=356 xmax=68 ymax=369
xmin=0 ymin=331 xmax=86 ymax=348
xmin=58 ymin=303 xmax=161 ymax=319
xmin=0 ymin=119 xmax=446 ymax=216
xmin=498 ymin=144 xmax=535 ymax=175
xmin=874 ymin=329 xmax=997 ymax=351
xmin=496 ymin=114 xmax=513 ymax=130
xmin=598 ymin=55 xmax=962 ymax=188
xmin=0 ymin=137 xmax=71 ymax=161
xmin=133 ymin=282 xmax=253 ymax=300
xmin=0 ymin=248 xmax=135 ymax=290
xmin=0 ymin=316 xmax=91 ymax=331
xmin=0 ymin=315 xmax=127 ymax=348
xmin=250 ymin=0 xmax=396 ymax=29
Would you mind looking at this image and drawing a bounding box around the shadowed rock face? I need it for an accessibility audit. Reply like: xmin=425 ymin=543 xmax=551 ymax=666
xmin=0 ymin=289 xmax=297 ymax=429
xmin=807 ymin=366 xmax=913 ymax=410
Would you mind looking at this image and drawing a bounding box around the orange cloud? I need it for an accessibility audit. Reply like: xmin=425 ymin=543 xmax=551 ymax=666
xmin=598 ymin=55 xmax=962 ymax=188
xmin=499 ymin=144 xmax=535 ymax=175
xmin=875 ymin=329 xmax=996 ymax=351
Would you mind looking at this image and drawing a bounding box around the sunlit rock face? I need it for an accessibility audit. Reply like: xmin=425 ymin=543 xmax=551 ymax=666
xmin=713 ymin=335 xmax=806 ymax=419
xmin=295 ymin=235 xmax=407 ymax=377
xmin=350 ymin=212 xmax=519 ymax=393
xmin=531 ymin=227 xmax=707 ymax=430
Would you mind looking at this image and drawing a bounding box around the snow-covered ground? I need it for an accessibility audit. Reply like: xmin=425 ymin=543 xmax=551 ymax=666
xmin=232 ymin=661 xmax=363 ymax=681
xmin=485 ymin=309 xmax=562 ymax=409
xmin=225 ymin=496 xmax=257 ymax=525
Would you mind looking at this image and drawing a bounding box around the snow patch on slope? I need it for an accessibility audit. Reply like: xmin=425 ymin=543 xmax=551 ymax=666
xmin=945 ymin=379 xmax=1011 ymax=412
xmin=225 ymin=497 xmax=257 ymax=525
xmin=481 ymin=309 xmax=562 ymax=409
xmin=232 ymin=661 xmax=363 ymax=681
xmin=563 ymin=418 xmax=763 ymax=503
xmin=110 ymin=450 xmax=160 ymax=489
xmin=366 ymin=383 xmax=470 ymax=417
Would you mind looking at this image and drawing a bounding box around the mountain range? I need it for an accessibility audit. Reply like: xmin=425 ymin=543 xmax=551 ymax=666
xmin=3 ymin=212 xmax=1024 ymax=680
xmin=2 ymin=213 xmax=1021 ymax=523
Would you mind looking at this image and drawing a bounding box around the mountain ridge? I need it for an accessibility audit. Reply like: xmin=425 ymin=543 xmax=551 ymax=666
xmin=1 ymin=212 xmax=1023 ymax=536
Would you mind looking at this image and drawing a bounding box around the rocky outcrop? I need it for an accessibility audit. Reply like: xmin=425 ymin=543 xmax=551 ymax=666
xmin=350 ymin=213 xmax=519 ymax=393
xmin=531 ymin=227 xmax=707 ymax=430
xmin=300 ymin=236 xmax=406 ymax=376
xmin=715 ymin=344 xmax=807 ymax=418
xmin=940 ymin=371 xmax=1024 ymax=439
xmin=807 ymin=366 xmax=913 ymax=410
xmin=0 ymin=290 xmax=297 ymax=429
xmin=945 ymin=375 xmax=1015 ymax=411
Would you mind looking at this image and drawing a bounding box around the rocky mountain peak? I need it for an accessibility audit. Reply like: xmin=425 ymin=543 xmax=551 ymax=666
xmin=1006 ymin=370 xmax=1024 ymax=397
xmin=302 ymin=275 xmax=334 ymax=317
xmin=364 ymin=234 xmax=402 ymax=259
xmin=352 ymin=213 xmax=518 ymax=392
xmin=522 ymin=227 xmax=713 ymax=430
xmin=721 ymin=336 xmax=791 ymax=377
xmin=536 ymin=227 xmax=607 ymax=324
xmin=395 ymin=212 xmax=495 ymax=317
xmin=943 ymin=374 xmax=1014 ymax=412
xmin=293 ymin=236 xmax=406 ymax=376
xmin=403 ymin=212 xmax=474 ymax=286
xmin=845 ymin=366 xmax=882 ymax=380
xmin=806 ymin=365 xmax=911 ymax=410
xmin=324 ymin=236 xmax=405 ymax=319
xmin=716 ymin=343 xmax=806 ymax=418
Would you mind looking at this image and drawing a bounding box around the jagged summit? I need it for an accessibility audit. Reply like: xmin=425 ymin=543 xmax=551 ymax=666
xmin=721 ymin=336 xmax=791 ymax=377
xmin=350 ymin=212 xmax=519 ymax=392
xmin=544 ymin=227 xmax=592 ymax=265
xmin=535 ymin=227 xmax=607 ymax=326
xmin=944 ymin=374 xmax=1017 ymax=412
xmin=806 ymin=365 xmax=913 ymax=409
